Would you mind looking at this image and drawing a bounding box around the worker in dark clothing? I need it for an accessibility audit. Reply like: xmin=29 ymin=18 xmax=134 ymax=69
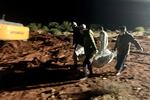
xmin=72 ymin=22 xmax=84 ymax=48
xmin=80 ymin=24 xmax=98 ymax=77
xmin=114 ymin=26 xmax=143 ymax=76
xmin=72 ymin=22 xmax=84 ymax=67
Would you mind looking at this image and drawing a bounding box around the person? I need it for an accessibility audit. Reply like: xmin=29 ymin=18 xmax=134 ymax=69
xmin=114 ymin=26 xmax=143 ymax=76
xmin=80 ymin=24 xmax=98 ymax=77
xmin=72 ymin=22 xmax=84 ymax=67
xmin=72 ymin=22 xmax=84 ymax=48
xmin=99 ymin=26 xmax=108 ymax=54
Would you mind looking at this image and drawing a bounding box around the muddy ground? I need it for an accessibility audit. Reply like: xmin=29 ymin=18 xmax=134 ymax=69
xmin=0 ymin=33 xmax=149 ymax=100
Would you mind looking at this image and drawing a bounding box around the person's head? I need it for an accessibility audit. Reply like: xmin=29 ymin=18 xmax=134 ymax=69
xmin=119 ymin=26 xmax=127 ymax=32
xmin=100 ymin=26 xmax=104 ymax=31
xmin=118 ymin=26 xmax=127 ymax=35
xmin=72 ymin=22 xmax=77 ymax=27
xmin=80 ymin=24 xmax=86 ymax=30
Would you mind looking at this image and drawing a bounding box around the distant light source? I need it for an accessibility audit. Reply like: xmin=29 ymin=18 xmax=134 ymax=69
xmin=122 ymin=0 xmax=150 ymax=2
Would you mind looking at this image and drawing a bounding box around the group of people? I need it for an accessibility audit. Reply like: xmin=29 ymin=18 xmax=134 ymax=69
xmin=72 ymin=22 xmax=143 ymax=78
xmin=72 ymin=22 xmax=97 ymax=77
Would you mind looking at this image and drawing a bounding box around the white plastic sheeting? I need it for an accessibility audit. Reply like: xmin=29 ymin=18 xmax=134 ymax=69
xmin=74 ymin=29 xmax=117 ymax=67
xmin=75 ymin=45 xmax=85 ymax=62
xmin=75 ymin=45 xmax=116 ymax=67
xmin=93 ymin=49 xmax=116 ymax=67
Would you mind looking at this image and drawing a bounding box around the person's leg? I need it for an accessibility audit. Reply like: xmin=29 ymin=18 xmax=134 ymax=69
xmin=83 ymin=57 xmax=90 ymax=77
xmin=118 ymin=54 xmax=127 ymax=72
xmin=72 ymin=44 xmax=78 ymax=70
xmin=115 ymin=54 xmax=122 ymax=71
xmin=88 ymin=57 xmax=94 ymax=75
xmin=73 ymin=51 xmax=78 ymax=65
xmin=123 ymin=54 xmax=128 ymax=68
xmin=115 ymin=54 xmax=127 ymax=75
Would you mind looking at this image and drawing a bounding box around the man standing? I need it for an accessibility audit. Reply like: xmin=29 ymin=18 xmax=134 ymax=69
xmin=72 ymin=22 xmax=84 ymax=48
xmin=80 ymin=24 xmax=98 ymax=77
xmin=72 ymin=22 xmax=84 ymax=66
xmin=114 ymin=26 xmax=143 ymax=76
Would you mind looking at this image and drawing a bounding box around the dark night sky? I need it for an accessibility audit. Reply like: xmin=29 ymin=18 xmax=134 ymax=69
xmin=1 ymin=0 xmax=150 ymax=29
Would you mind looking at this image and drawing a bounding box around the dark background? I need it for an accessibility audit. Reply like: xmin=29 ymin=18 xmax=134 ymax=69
xmin=0 ymin=0 xmax=150 ymax=29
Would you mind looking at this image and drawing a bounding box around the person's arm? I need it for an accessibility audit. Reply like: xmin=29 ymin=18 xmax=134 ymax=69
xmin=72 ymin=27 xmax=79 ymax=47
xmin=113 ymin=36 xmax=118 ymax=51
xmin=89 ymin=30 xmax=97 ymax=51
xmin=129 ymin=34 xmax=143 ymax=51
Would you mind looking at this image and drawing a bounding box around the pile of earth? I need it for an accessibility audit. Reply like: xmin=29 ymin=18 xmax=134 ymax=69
xmin=0 ymin=32 xmax=149 ymax=100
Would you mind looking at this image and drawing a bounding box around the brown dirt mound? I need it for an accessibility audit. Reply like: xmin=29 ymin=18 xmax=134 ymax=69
xmin=0 ymin=33 xmax=74 ymax=69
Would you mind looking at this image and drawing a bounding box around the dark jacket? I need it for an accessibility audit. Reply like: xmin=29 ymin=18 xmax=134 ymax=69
xmin=83 ymin=29 xmax=97 ymax=58
xmin=72 ymin=26 xmax=84 ymax=46
xmin=114 ymin=32 xmax=142 ymax=54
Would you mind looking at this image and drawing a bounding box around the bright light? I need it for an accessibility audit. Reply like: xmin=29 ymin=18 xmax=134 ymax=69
xmin=120 ymin=0 xmax=150 ymax=2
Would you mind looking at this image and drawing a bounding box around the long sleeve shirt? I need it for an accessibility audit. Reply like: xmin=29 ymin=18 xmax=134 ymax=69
xmin=114 ymin=32 xmax=142 ymax=55
xmin=72 ymin=26 xmax=84 ymax=46
xmin=83 ymin=29 xmax=97 ymax=58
